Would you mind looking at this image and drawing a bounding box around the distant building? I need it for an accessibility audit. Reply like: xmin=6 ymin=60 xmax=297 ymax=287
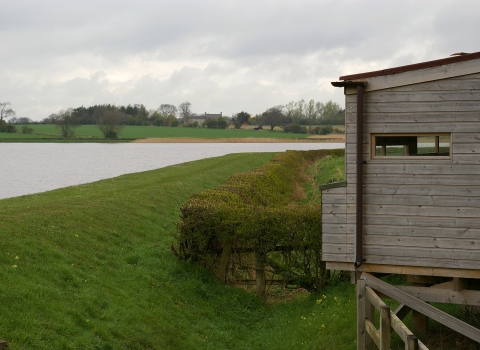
xmin=204 ymin=112 xmax=222 ymax=120
xmin=185 ymin=112 xmax=223 ymax=125
xmin=187 ymin=114 xmax=206 ymax=125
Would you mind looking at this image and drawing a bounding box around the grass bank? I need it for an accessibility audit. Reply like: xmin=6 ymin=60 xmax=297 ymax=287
xmin=0 ymin=152 xmax=356 ymax=349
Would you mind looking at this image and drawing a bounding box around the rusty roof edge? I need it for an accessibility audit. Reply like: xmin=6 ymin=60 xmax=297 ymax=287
xmin=339 ymin=52 xmax=480 ymax=81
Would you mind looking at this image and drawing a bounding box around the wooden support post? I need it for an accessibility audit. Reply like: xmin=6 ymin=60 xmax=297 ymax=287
xmin=351 ymin=271 xmax=357 ymax=284
xmin=357 ymin=279 xmax=366 ymax=350
xmin=406 ymin=335 xmax=419 ymax=350
xmin=380 ymin=306 xmax=391 ymax=350
xmin=453 ymin=277 xmax=467 ymax=292
xmin=412 ymin=310 xmax=428 ymax=338
xmin=255 ymin=252 xmax=266 ymax=300
xmin=0 ymin=340 xmax=8 ymax=350
xmin=394 ymin=304 xmax=412 ymax=321
xmin=411 ymin=281 xmax=428 ymax=337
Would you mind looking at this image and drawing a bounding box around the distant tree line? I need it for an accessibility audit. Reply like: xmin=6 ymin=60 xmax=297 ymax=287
xmin=41 ymin=104 xmax=150 ymax=126
xmin=1 ymin=98 xmax=345 ymax=137
xmin=232 ymin=99 xmax=344 ymax=134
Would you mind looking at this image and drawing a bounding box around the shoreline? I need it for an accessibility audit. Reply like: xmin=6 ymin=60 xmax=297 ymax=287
xmin=132 ymin=134 xmax=345 ymax=143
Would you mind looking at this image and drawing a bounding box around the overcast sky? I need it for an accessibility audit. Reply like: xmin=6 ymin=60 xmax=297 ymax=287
xmin=2 ymin=0 xmax=479 ymax=121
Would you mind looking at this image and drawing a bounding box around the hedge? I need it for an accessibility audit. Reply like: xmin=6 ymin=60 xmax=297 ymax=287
xmin=174 ymin=149 xmax=344 ymax=293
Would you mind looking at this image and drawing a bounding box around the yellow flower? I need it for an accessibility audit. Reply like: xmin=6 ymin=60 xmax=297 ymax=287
xmin=15 ymin=256 xmax=19 ymax=260
xmin=12 ymin=265 xmax=17 ymax=268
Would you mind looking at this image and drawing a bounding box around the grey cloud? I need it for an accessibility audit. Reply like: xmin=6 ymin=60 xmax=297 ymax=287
xmin=2 ymin=0 xmax=480 ymax=120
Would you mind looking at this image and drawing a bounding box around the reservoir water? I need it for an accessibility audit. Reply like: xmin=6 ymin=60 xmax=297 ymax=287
xmin=0 ymin=142 xmax=344 ymax=200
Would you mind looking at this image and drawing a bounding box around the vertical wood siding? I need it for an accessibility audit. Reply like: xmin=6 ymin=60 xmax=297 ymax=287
xmin=324 ymin=72 xmax=480 ymax=270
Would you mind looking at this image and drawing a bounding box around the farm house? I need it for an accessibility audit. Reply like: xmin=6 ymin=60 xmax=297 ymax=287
xmin=322 ymin=52 xmax=480 ymax=349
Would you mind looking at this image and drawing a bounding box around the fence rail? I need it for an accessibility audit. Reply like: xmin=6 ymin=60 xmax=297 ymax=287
xmin=357 ymin=278 xmax=428 ymax=350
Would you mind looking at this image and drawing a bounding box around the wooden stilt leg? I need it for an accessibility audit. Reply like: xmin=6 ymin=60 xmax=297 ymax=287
xmin=357 ymin=279 xmax=366 ymax=350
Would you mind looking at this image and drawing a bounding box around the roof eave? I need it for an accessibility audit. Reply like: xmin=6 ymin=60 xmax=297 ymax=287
xmin=340 ymin=52 xmax=480 ymax=81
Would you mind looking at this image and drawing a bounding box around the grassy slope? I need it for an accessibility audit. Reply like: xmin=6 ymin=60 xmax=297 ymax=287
xmin=0 ymin=152 xmax=356 ymax=350
xmin=1 ymin=125 xmax=310 ymax=141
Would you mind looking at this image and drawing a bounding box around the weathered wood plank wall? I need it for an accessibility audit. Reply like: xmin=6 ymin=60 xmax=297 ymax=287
xmin=321 ymin=186 xmax=353 ymax=262
xmin=322 ymin=72 xmax=480 ymax=270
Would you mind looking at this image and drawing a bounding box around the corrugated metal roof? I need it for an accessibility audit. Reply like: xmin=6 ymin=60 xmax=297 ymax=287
xmin=340 ymin=51 xmax=480 ymax=81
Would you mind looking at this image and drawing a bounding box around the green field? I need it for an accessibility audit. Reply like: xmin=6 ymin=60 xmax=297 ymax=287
xmin=0 ymin=125 xmax=313 ymax=142
xmin=0 ymin=152 xmax=358 ymax=349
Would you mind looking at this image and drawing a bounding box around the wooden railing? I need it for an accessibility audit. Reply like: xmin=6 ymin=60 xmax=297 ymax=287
xmin=357 ymin=278 xmax=428 ymax=350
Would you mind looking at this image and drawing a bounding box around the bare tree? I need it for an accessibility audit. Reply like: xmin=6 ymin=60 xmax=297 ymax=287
xmin=305 ymin=99 xmax=318 ymax=123
xmin=158 ymin=104 xmax=178 ymax=119
xmin=54 ymin=108 xmax=80 ymax=137
xmin=285 ymin=99 xmax=305 ymax=123
xmin=178 ymin=101 xmax=192 ymax=125
xmin=97 ymin=107 xmax=125 ymax=138
xmin=321 ymin=100 xmax=343 ymax=122
xmin=261 ymin=105 xmax=288 ymax=131
xmin=0 ymin=102 xmax=15 ymax=121
xmin=41 ymin=113 xmax=57 ymax=124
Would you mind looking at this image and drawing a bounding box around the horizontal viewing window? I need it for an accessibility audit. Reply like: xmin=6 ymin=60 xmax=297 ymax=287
xmin=372 ymin=134 xmax=451 ymax=158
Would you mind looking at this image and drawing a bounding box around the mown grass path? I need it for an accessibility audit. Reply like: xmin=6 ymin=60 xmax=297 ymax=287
xmin=0 ymin=153 xmax=355 ymax=349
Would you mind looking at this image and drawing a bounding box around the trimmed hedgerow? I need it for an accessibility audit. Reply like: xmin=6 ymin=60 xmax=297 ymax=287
xmin=174 ymin=149 xmax=343 ymax=291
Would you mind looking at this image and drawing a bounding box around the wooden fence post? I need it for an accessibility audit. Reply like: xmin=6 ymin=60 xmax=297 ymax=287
xmin=357 ymin=279 xmax=366 ymax=350
xmin=406 ymin=334 xmax=419 ymax=350
xmin=217 ymin=238 xmax=234 ymax=282
xmin=255 ymin=252 xmax=266 ymax=300
xmin=0 ymin=340 xmax=8 ymax=350
xmin=380 ymin=305 xmax=391 ymax=350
